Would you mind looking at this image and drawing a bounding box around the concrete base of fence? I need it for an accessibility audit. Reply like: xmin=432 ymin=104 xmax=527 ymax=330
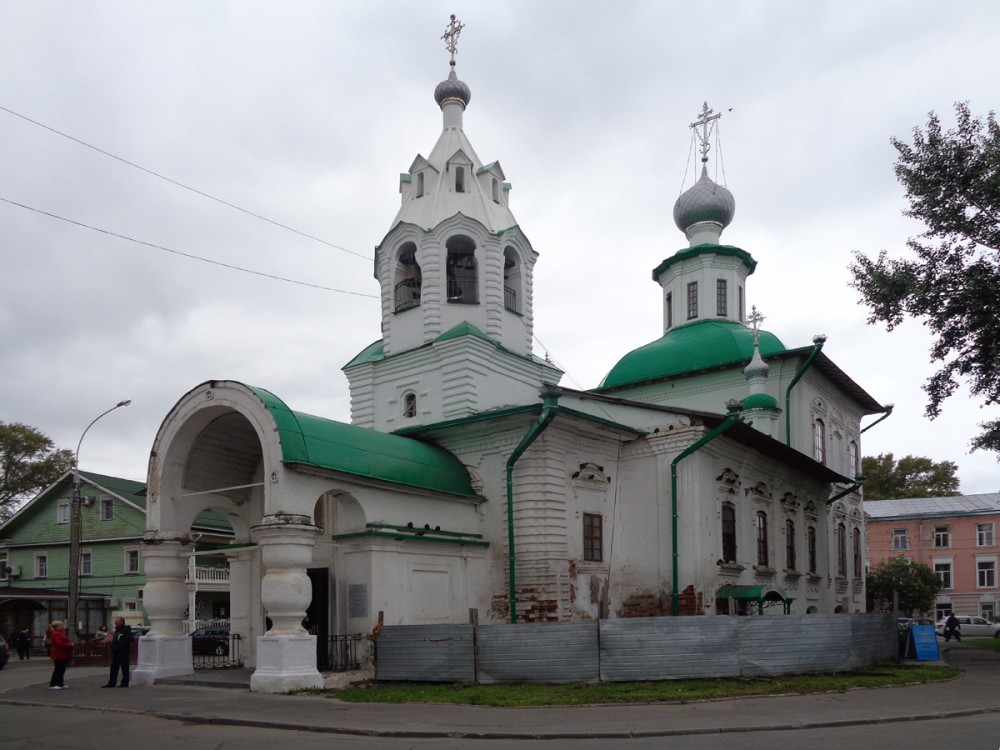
xmin=132 ymin=635 xmax=195 ymax=686
xmin=250 ymin=634 xmax=324 ymax=693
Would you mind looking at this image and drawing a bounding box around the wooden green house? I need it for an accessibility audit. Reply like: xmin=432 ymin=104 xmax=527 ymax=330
xmin=0 ymin=470 xmax=233 ymax=649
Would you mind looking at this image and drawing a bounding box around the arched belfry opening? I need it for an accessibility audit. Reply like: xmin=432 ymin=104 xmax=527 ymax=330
xmin=446 ymin=234 xmax=478 ymax=303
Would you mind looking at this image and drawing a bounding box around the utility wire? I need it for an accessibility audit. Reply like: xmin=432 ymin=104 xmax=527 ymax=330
xmin=0 ymin=196 xmax=378 ymax=298
xmin=0 ymin=104 xmax=372 ymax=261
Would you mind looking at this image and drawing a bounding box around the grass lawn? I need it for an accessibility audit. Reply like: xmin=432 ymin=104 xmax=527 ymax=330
xmin=307 ymin=664 xmax=959 ymax=707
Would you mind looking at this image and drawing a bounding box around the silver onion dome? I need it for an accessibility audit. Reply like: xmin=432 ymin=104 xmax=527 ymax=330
xmin=673 ymin=166 xmax=735 ymax=234
xmin=434 ymin=70 xmax=471 ymax=109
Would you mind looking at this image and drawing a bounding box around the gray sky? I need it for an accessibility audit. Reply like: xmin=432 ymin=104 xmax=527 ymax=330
xmin=2 ymin=1 xmax=998 ymax=493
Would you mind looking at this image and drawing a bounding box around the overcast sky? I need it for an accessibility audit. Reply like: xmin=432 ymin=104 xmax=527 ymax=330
xmin=2 ymin=1 xmax=998 ymax=495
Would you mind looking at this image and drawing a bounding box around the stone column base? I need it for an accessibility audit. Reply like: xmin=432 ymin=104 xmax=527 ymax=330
xmin=250 ymin=634 xmax=324 ymax=693
xmin=131 ymin=635 xmax=194 ymax=686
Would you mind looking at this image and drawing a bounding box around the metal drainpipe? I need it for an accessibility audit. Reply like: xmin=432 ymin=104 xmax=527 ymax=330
xmin=505 ymin=387 xmax=561 ymax=624
xmin=785 ymin=334 xmax=827 ymax=447
xmin=861 ymin=403 xmax=894 ymax=433
xmin=670 ymin=402 xmax=744 ymax=616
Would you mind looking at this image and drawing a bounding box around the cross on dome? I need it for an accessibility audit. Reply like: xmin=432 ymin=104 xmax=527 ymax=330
xmin=747 ymin=305 xmax=765 ymax=342
xmin=690 ymin=102 xmax=722 ymax=164
xmin=441 ymin=14 xmax=464 ymax=67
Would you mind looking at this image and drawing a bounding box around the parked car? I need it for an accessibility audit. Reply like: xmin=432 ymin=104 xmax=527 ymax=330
xmin=935 ymin=615 xmax=1000 ymax=639
xmin=897 ymin=617 xmax=934 ymax=631
xmin=191 ymin=626 xmax=231 ymax=655
xmin=0 ymin=634 xmax=9 ymax=669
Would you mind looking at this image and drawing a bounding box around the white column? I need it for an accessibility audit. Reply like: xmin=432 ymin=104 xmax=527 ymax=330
xmin=250 ymin=516 xmax=324 ymax=692
xmin=133 ymin=539 xmax=194 ymax=685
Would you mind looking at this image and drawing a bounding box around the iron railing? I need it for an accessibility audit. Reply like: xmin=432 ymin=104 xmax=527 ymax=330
xmin=323 ymin=633 xmax=363 ymax=672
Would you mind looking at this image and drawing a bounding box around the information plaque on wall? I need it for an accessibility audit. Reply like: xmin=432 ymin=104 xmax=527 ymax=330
xmin=348 ymin=583 xmax=368 ymax=619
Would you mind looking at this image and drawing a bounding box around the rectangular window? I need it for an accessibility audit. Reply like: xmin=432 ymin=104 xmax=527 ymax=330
xmin=35 ymin=553 xmax=47 ymax=578
xmin=935 ymin=561 xmax=953 ymax=589
xmin=934 ymin=526 xmax=951 ymax=548
xmin=978 ymin=559 xmax=997 ymax=588
xmin=813 ymin=419 xmax=826 ymax=464
xmin=125 ymin=549 xmax=141 ymax=574
xmin=807 ymin=526 xmax=817 ymax=574
xmin=100 ymin=496 xmax=114 ymax=521
xmin=756 ymin=511 xmax=769 ymax=567
xmin=665 ymin=292 xmax=673 ymax=329
xmin=716 ymin=279 xmax=727 ymax=316
xmin=983 ymin=602 xmax=996 ymax=620
xmin=57 ymin=502 xmax=69 ymax=524
xmin=687 ymin=281 xmax=698 ymax=319
xmin=977 ymin=523 xmax=995 ymax=547
xmin=785 ymin=519 xmax=796 ymax=571
xmin=892 ymin=528 xmax=909 ymax=551
xmin=583 ymin=513 xmax=603 ymax=562
xmin=0 ymin=551 xmax=7 ymax=581
xmin=80 ymin=550 xmax=92 ymax=576
xmin=852 ymin=527 xmax=862 ymax=579
xmin=837 ymin=523 xmax=847 ymax=577
xmin=721 ymin=504 xmax=737 ymax=563
xmin=738 ymin=286 xmax=745 ymax=323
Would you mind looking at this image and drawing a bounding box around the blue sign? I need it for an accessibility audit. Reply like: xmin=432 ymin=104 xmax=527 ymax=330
xmin=908 ymin=624 xmax=940 ymax=660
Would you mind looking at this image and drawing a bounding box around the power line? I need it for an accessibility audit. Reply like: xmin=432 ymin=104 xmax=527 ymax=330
xmin=0 ymin=196 xmax=378 ymax=298
xmin=0 ymin=104 xmax=372 ymax=261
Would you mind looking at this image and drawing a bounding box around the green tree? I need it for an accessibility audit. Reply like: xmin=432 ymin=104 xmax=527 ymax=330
xmin=866 ymin=557 xmax=942 ymax=616
xmin=849 ymin=102 xmax=1000 ymax=454
xmin=862 ymin=453 xmax=960 ymax=500
xmin=0 ymin=421 xmax=74 ymax=521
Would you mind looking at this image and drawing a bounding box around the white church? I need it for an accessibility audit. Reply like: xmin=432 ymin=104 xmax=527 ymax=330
xmin=134 ymin=18 xmax=886 ymax=692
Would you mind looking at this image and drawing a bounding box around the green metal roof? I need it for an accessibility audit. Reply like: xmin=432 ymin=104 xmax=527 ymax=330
xmin=716 ymin=584 xmax=789 ymax=602
xmin=599 ymin=319 xmax=785 ymax=390
xmin=742 ymin=392 xmax=780 ymax=410
xmin=651 ymin=243 xmax=757 ymax=281
xmin=249 ymin=387 xmax=478 ymax=498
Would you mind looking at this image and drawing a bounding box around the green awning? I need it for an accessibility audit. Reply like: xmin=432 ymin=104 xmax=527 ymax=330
xmin=716 ymin=584 xmax=788 ymax=602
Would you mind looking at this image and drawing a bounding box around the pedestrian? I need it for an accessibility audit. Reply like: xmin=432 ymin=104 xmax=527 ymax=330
xmin=943 ymin=613 xmax=962 ymax=642
xmin=47 ymin=621 xmax=74 ymax=689
xmin=14 ymin=627 xmax=31 ymax=660
xmin=102 ymin=616 xmax=133 ymax=688
xmin=92 ymin=625 xmax=109 ymax=642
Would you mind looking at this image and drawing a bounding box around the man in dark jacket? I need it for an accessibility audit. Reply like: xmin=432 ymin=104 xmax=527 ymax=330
xmin=102 ymin=617 xmax=133 ymax=688
xmin=943 ymin=613 xmax=962 ymax=642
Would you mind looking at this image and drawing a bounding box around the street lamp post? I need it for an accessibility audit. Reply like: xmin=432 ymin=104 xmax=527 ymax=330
xmin=67 ymin=399 xmax=131 ymax=640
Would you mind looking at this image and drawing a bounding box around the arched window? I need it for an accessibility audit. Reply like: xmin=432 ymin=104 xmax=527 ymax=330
xmin=393 ymin=243 xmax=421 ymax=312
xmin=455 ymin=166 xmax=465 ymax=193
xmin=807 ymin=525 xmax=817 ymax=574
xmin=848 ymin=440 xmax=859 ymax=478
xmin=503 ymin=246 xmax=521 ymax=313
xmin=721 ymin=503 xmax=737 ymax=563
xmin=446 ymin=235 xmax=478 ymax=303
xmin=814 ymin=419 xmax=826 ymax=464
xmin=403 ymin=392 xmax=417 ymax=419
xmin=785 ymin=519 xmax=796 ymax=571
xmin=756 ymin=511 xmax=769 ymax=566
xmin=415 ymin=172 xmax=425 ymax=198
xmin=852 ymin=527 xmax=862 ymax=578
xmin=837 ymin=522 xmax=847 ymax=577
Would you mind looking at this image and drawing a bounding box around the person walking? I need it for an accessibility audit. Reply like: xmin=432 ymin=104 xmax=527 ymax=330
xmin=943 ymin=613 xmax=962 ymax=642
xmin=14 ymin=627 xmax=31 ymax=660
xmin=47 ymin=621 xmax=74 ymax=689
xmin=102 ymin=616 xmax=133 ymax=688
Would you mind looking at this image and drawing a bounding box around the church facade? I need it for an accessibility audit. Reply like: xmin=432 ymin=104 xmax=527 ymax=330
xmin=135 ymin=18 xmax=886 ymax=692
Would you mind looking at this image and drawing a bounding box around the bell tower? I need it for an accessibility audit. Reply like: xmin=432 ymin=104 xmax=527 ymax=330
xmin=344 ymin=16 xmax=562 ymax=432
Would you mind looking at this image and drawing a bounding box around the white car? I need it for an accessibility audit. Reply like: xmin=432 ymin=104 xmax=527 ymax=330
xmin=935 ymin=615 xmax=1000 ymax=638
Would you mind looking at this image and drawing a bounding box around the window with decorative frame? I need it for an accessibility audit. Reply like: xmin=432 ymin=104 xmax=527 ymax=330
xmin=813 ymin=419 xmax=826 ymax=464
xmin=977 ymin=558 xmax=997 ymax=588
xmin=977 ymin=522 xmax=995 ymax=547
xmin=35 ymin=553 xmax=47 ymax=578
xmin=756 ymin=511 xmax=769 ymax=567
xmin=807 ymin=526 xmax=817 ymax=574
xmin=125 ymin=548 xmax=141 ymax=574
xmin=836 ymin=523 xmax=847 ymax=577
xmin=852 ymin=527 xmax=862 ymax=578
xmin=402 ymin=392 xmax=417 ymax=419
xmin=57 ymin=501 xmax=69 ymax=524
xmin=100 ymin=495 xmax=114 ymax=521
xmin=934 ymin=526 xmax=951 ymax=548
xmin=721 ymin=503 xmax=737 ymax=563
xmin=785 ymin=519 xmax=796 ymax=571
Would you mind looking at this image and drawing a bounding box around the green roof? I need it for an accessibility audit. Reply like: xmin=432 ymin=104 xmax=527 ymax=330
xmin=599 ymin=319 xmax=785 ymax=390
xmin=742 ymin=392 xmax=780 ymax=410
xmin=79 ymin=471 xmax=146 ymax=506
xmin=249 ymin=387 xmax=478 ymax=498
xmin=651 ymin=243 xmax=756 ymax=281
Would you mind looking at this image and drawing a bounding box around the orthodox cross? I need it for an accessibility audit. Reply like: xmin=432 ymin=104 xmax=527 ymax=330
xmin=689 ymin=101 xmax=722 ymax=163
xmin=442 ymin=14 xmax=464 ymax=67
xmin=747 ymin=305 xmax=765 ymax=343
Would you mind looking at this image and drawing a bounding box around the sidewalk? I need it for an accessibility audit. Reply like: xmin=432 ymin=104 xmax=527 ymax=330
xmin=1 ymin=643 xmax=997 ymax=739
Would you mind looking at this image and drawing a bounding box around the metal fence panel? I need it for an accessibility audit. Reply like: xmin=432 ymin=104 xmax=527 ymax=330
xmin=600 ymin=617 xmax=740 ymax=682
xmin=849 ymin=613 xmax=897 ymax=668
xmin=737 ymin=615 xmax=851 ymax=676
xmin=476 ymin=622 xmax=599 ymax=683
xmin=375 ymin=625 xmax=475 ymax=682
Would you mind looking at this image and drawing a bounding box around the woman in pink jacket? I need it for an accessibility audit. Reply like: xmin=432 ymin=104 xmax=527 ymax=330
xmin=48 ymin=620 xmax=74 ymax=689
